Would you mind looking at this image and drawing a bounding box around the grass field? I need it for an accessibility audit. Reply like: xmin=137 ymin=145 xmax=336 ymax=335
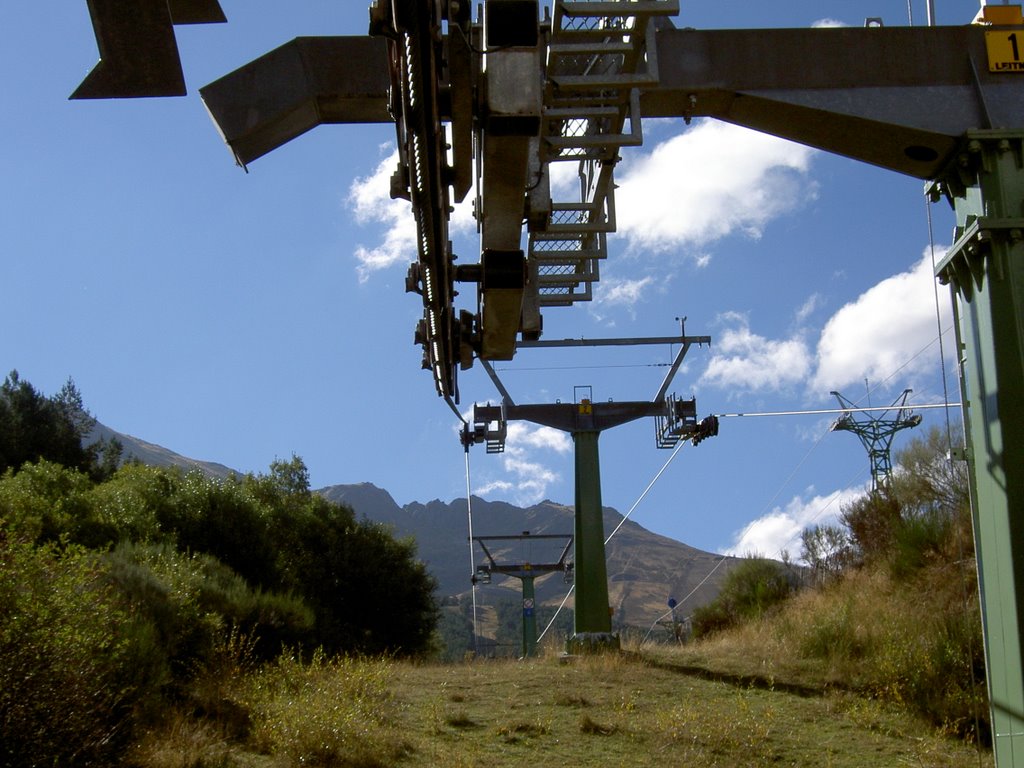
xmin=392 ymin=654 xmax=988 ymax=768
xmin=134 ymin=651 xmax=991 ymax=767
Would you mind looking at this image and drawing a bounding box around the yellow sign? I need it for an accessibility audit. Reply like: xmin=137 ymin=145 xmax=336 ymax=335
xmin=986 ymin=30 xmax=1024 ymax=73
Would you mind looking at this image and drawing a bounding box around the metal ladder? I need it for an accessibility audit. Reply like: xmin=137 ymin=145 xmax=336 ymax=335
xmin=529 ymin=0 xmax=678 ymax=308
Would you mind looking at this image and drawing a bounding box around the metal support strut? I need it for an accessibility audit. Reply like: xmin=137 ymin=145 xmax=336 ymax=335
xmin=934 ymin=130 xmax=1024 ymax=767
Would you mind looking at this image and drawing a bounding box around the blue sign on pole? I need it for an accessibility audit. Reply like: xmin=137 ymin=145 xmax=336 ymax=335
xmin=668 ymin=597 xmax=677 ymax=609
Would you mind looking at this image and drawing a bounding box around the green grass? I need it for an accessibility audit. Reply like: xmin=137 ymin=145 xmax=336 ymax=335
xmin=130 ymin=651 xmax=989 ymax=768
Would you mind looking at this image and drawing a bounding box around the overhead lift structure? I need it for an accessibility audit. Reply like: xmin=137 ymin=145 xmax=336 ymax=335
xmin=471 ymin=532 xmax=574 ymax=657
xmin=72 ymin=2 xmax=1024 ymax=761
xmin=463 ymin=328 xmax=716 ymax=652
xmin=830 ymin=389 xmax=923 ymax=492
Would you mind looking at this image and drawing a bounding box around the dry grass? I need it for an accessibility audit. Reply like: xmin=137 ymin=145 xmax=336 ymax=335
xmin=131 ymin=632 xmax=989 ymax=768
xmin=645 ymin=563 xmax=988 ymax=742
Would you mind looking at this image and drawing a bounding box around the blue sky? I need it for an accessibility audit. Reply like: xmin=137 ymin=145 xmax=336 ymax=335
xmin=2 ymin=1 xmax=981 ymax=558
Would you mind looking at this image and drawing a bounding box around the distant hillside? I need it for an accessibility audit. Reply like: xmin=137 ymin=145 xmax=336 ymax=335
xmin=88 ymin=422 xmax=238 ymax=480
xmin=90 ymin=423 xmax=742 ymax=629
xmin=320 ymin=483 xmax=741 ymax=629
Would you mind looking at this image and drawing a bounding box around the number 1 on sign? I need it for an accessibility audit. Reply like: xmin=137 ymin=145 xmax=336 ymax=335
xmin=986 ymin=30 xmax=1024 ymax=72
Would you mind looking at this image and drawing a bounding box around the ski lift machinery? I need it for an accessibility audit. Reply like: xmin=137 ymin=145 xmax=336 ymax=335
xmin=72 ymin=2 xmax=1024 ymax=762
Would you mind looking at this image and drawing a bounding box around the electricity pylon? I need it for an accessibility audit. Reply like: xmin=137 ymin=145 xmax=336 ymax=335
xmin=829 ymin=389 xmax=922 ymax=493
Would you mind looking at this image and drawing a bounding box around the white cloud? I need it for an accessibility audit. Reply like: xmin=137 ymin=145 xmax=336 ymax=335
xmin=599 ymin=276 xmax=654 ymax=307
xmin=812 ymin=18 xmax=848 ymax=28
xmin=810 ymin=248 xmax=953 ymax=393
xmin=591 ymin=276 xmax=659 ymax=321
xmin=347 ymin=148 xmax=416 ymax=281
xmin=699 ymin=312 xmax=813 ymax=395
xmin=472 ymin=422 xmax=571 ymax=506
xmin=695 ymin=249 xmax=953 ymax=400
xmin=615 ymin=121 xmax=816 ymax=253
xmin=347 ymin=146 xmax=476 ymax=281
xmin=795 ymin=293 xmax=823 ymax=324
xmin=348 ymin=125 xmax=816 ymax=284
xmin=724 ymin=486 xmax=864 ymax=558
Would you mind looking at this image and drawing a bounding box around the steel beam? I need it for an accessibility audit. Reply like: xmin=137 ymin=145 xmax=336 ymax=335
xmin=73 ymin=0 xmax=227 ymax=98
xmin=641 ymin=25 xmax=1024 ymax=179
xmin=199 ymin=37 xmax=391 ymax=167
xmin=935 ymin=131 xmax=1024 ymax=766
xmin=571 ymin=429 xmax=616 ymax=648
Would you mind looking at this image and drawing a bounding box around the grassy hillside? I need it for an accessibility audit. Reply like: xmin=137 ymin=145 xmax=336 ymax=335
xmin=643 ymin=554 xmax=987 ymax=748
xmin=129 ymin=650 xmax=988 ymax=768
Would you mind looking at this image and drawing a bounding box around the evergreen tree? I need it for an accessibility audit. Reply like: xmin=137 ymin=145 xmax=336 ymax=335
xmin=0 ymin=371 xmax=121 ymax=479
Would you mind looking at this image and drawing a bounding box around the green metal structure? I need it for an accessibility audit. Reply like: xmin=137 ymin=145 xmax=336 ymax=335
xmin=465 ymin=331 xmax=716 ymax=651
xmin=471 ymin=532 xmax=573 ymax=657
xmin=934 ymin=130 xmax=1024 ymax=763
xmin=829 ymin=389 xmax=923 ymax=492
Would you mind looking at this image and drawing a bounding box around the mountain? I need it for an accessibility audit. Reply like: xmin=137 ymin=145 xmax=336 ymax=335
xmin=320 ymin=482 xmax=742 ymax=629
xmin=91 ymin=423 xmax=742 ymax=629
xmin=88 ymin=422 xmax=238 ymax=480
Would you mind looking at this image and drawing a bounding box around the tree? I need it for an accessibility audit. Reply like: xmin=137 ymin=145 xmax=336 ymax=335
xmin=890 ymin=425 xmax=969 ymax=520
xmin=800 ymin=523 xmax=852 ymax=585
xmin=269 ymin=493 xmax=439 ymax=657
xmin=840 ymin=490 xmax=903 ymax=565
xmin=816 ymin=426 xmax=971 ymax=577
xmin=0 ymin=371 xmax=121 ymax=480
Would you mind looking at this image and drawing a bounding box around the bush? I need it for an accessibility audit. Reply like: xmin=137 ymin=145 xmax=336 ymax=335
xmin=890 ymin=508 xmax=955 ymax=578
xmin=840 ymin=490 xmax=903 ymax=565
xmin=0 ymin=539 xmax=165 ymax=766
xmin=105 ymin=542 xmax=315 ymax=674
xmin=692 ymin=558 xmax=793 ymax=639
xmin=0 ymin=459 xmax=111 ymax=547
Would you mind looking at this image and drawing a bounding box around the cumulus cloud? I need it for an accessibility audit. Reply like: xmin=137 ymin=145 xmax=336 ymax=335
xmin=347 ymin=146 xmax=476 ymax=281
xmin=699 ymin=312 xmax=813 ymax=395
xmin=724 ymin=486 xmax=864 ymax=558
xmin=696 ymin=248 xmax=952 ymax=400
xmin=347 ymin=148 xmax=416 ymax=281
xmin=472 ymin=422 xmax=572 ymax=506
xmin=812 ymin=18 xmax=848 ymax=28
xmin=614 ymin=121 xmax=816 ymax=253
xmin=810 ymin=248 xmax=953 ymax=393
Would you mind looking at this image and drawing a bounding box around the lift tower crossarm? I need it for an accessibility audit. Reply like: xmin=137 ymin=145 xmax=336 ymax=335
xmin=639 ymin=25 xmax=1024 ymax=179
xmin=515 ymin=334 xmax=710 ymax=404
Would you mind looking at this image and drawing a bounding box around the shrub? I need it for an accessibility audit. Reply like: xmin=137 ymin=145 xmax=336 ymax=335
xmin=890 ymin=508 xmax=954 ymax=578
xmin=105 ymin=542 xmax=315 ymax=674
xmin=840 ymin=490 xmax=903 ymax=565
xmin=0 ymin=539 xmax=165 ymax=766
xmin=0 ymin=459 xmax=110 ymax=546
xmin=692 ymin=558 xmax=793 ymax=638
